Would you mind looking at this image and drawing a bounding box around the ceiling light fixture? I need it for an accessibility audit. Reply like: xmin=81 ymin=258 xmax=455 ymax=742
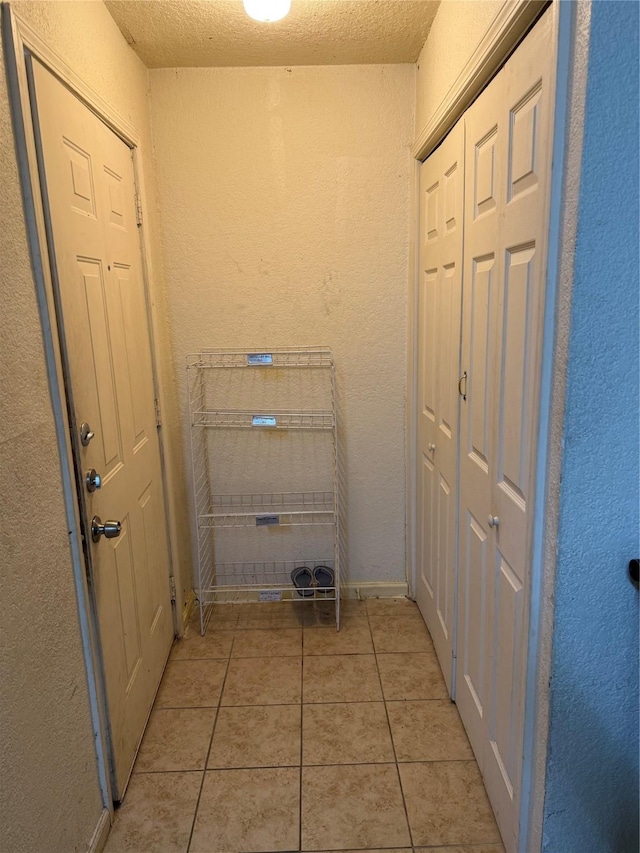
xmin=242 ymin=0 xmax=291 ymax=23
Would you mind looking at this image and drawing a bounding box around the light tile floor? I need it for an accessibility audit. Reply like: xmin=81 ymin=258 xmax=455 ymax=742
xmin=105 ymin=598 xmax=504 ymax=853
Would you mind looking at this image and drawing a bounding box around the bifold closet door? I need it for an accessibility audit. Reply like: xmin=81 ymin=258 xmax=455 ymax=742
xmin=456 ymin=10 xmax=555 ymax=851
xmin=415 ymin=119 xmax=464 ymax=693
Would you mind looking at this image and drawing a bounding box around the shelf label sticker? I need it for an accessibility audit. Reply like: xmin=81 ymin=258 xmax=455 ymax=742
xmin=256 ymin=514 xmax=280 ymax=526
xmin=252 ymin=415 xmax=277 ymax=427
xmin=259 ymin=590 xmax=282 ymax=602
xmin=247 ymin=353 xmax=273 ymax=365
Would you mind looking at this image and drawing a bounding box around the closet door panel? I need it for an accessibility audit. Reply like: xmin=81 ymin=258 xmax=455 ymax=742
xmin=416 ymin=119 xmax=464 ymax=692
xmin=468 ymin=256 xmax=495 ymax=471
xmin=416 ymin=148 xmax=440 ymax=623
xmin=435 ymin=470 xmax=454 ymax=638
xmin=459 ymin=507 xmax=492 ymax=750
xmin=497 ymin=245 xmax=536 ymax=512
xmin=492 ymin=553 xmax=524 ymax=780
xmin=418 ymin=451 xmax=436 ymax=597
xmin=485 ymin=18 xmax=555 ymax=844
xmin=419 ymin=267 xmax=438 ymax=433
xmin=456 ymin=10 xmax=556 ymax=852
xmin=474 ymin=126 xmax=498 ymax=218
xmin=456 ymin=63 xmax=504 ymax=750
xmin=437 ymin=263 xmax=458 ymax=440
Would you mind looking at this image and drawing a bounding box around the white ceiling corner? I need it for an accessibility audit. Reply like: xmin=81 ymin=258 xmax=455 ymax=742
xmin=105 ymin=0 xmax=440 ymax=68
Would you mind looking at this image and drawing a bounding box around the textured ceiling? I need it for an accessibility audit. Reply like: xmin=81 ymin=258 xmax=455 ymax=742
xmin=105 ymin=0 xmax=440 ymax=68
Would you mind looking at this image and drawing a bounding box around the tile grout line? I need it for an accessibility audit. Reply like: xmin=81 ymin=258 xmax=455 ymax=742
xmin=156 ymin=695 xmax=452 ymax=708
xmin=175 ymin=649 xmax=436 ymax=659
xmin=157 ymin=695 xmax=399 ymax=711
xmin=133 ymin=756 xmax=479 ymax=775
xmin=184 ymin=638 xmax=235 ymax=852
xmin=367 ymin=610 xmax=415 ymax=850
xmin=410 ymin=844 xmax=504 ymax=851
xmin=155 ymin=696 xmax=451 ymax=709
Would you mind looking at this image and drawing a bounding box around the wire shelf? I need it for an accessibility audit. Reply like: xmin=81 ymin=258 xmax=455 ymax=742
xmin=187 ymin=347 xmax=334 ymax=370
xmin=196 ymin=559 xmax=336 ymax=603
xmin=187 ymin=346 xmax=340 ymax=633
xmin=191 ymin=409 xmax=334 ymax=430
xmin=199 ymin=491 xmax=335 ymax=529
xmin=201 ymin=587 xmax=337 ymax=606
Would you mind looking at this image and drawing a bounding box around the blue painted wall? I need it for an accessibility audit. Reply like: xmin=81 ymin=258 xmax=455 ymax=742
xmin=542 ymin=2 xmax=639 ymax=851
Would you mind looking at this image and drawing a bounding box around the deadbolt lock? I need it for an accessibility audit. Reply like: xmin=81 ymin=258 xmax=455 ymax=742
xmin=85 ymin=468 xmax=102 ymax=493
xmin=80 ymin=422 xmax=95 ymax=446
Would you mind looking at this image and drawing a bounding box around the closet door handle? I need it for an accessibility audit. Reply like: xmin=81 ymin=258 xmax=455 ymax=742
xmin=488 ymin=515 xmax=500 ymax=528
xmin=458 ymin=371 xmax=467 ymax=401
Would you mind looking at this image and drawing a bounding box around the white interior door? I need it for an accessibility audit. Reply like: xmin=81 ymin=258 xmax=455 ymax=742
xmin=416 ymin=119 xmax=464 ymax=692
xmin=29 ymin=59 xmax=174 ymax=799
xmin=456 ymin=11 xmax=555 ymax=851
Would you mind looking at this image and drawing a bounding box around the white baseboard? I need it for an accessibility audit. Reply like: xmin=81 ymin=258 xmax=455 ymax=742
xmin=88 ymin=808 xmax=111 ymax=853
xmin=342 ymin=581 xmax=410 ymax=600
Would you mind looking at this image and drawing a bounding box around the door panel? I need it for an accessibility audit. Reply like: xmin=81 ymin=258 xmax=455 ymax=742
xmin=508 ymin=85 xmax=542 ymax=202
xmin=443 ymin=161 xmax=459 ymax=232
xmin=425 ymin=178 xmax=440 ymax=241
xmin=30 ymin=59 xmax=174 ymax=799
xmin=498 ymin=245 xmax=536 ymax=501
xmin=474 ymin=127 xmax=498 ymax=218
xmin=460 ymin=508 xmax=492 ymax=753
xmin=456 ymin=11 xmax=555 ymax=851
xmin=468 ymin=255 xmax=494 ymax=471
xmin=435 ymin=471 xmax=453 ymax=637
xmin=492 ymin=552 xmax=523 ymax=793
xmin=420 ymin=268 xmax=438 ymax=427
xmin=419 ymin=453 xmax=435 ymax=597
xmin=416 ymin=119 xmax=464 ymax=692
xmin=438 ymin=263 xmax=457 ymax=439
xmin=456 ymin=61 xmax=504 ymax=754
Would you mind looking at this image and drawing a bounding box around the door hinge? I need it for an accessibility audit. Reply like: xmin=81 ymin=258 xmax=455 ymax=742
xmin=169 ymin=576 xmax=176 ymax=602
xmin=154 ymin=397 xmax=162 ymax=427
xmin=135 ymin=193 xmax=143 ymax=227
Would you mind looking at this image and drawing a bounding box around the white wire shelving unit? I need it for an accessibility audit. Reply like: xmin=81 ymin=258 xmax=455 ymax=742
xmin=187 ymin=347 xmax=340 ymax=633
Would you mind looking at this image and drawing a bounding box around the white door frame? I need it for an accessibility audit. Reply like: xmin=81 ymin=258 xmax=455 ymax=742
xmin=2 ymin=4 xmax=179 ymax=827
xmin=406 ymin=1 xmax=583 ymax=850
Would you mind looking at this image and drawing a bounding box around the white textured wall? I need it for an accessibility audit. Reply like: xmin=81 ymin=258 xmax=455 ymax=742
xmin=149 ymin=64 xmax=414 ymax=584
xmin=0 ymin=2 xmax=187 ymax=849
xmin=415 ymin=0 xmax=502 ymax=136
